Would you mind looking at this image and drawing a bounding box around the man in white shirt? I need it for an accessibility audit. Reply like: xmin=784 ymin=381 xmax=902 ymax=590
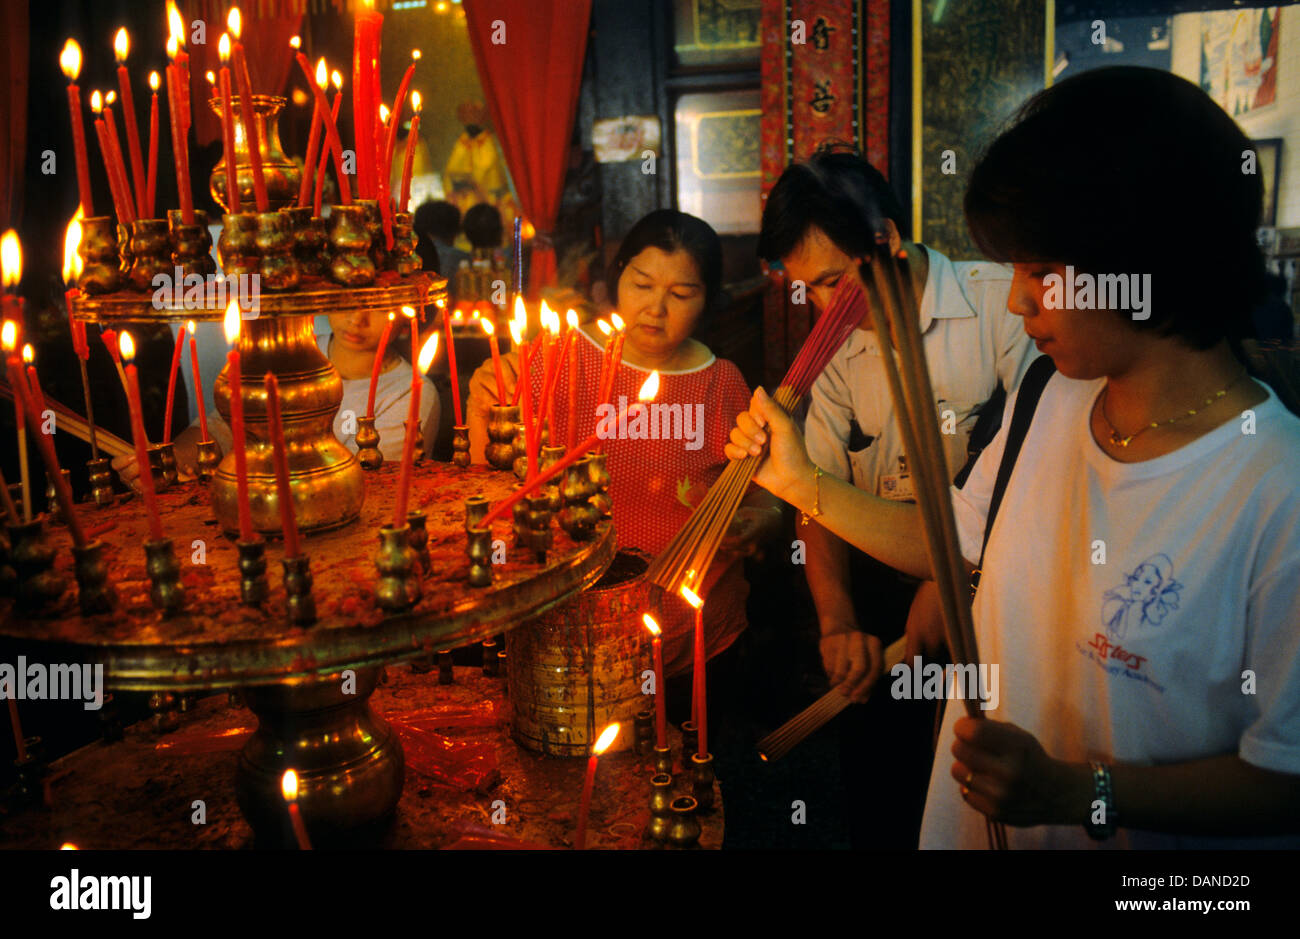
xmin=758 ymin=150 xmax=1037 ymax=847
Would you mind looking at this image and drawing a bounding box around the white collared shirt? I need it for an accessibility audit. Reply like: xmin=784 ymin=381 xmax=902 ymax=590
xmin=803 ymin=247 xmax=1039 ymax=493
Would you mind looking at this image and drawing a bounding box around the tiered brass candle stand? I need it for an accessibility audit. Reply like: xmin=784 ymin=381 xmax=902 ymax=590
xmin=374 ymin=523 xmax=421 ymax=613
xmin=195 ymin=439 xmax=222 ymax=480
xmin=486 ymin=405 xmax=520 ymax=471
xmin=86 ymin=457 xmax=116 ymax=507
xmin=512 ymin=488 xmax=530 ymax=547
xmin=391 ymin=212 xmax=421 ymax=277
xmin=355 ymin=415 xmax=383 ymax=469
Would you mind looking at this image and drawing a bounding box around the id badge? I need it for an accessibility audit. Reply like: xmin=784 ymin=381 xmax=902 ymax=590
xmin=878 ymin=472 xmax=914 ymax=502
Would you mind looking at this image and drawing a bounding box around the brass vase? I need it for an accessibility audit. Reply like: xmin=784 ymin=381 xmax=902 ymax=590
xmin=329 ymin=205 xmax=376 ymax=286
xmin=256 ymin=210 xmax=300 ymax=291
xmin=218 ymin=213 xmax=260 ymax=280
xmin=127 ymin=218 xmax=172 ymax=292
xmin=76 ymin=216 xmax=122 ymax=295
xmin=485 ymin=404 xmax=520 ymax=471
xmin=648 ymin=773 xmax=674 ymax=845
xmin=208 ymin=94 xmax=301 ymax=212
xmin=168 ymin=208 xmax=216 ymax=278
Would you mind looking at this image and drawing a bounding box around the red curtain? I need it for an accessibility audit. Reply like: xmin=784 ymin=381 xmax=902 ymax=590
xmin=464 ymin=0 xmax=592 ymax=296
xmin=0 ymin=0 xmax=29 ymax=227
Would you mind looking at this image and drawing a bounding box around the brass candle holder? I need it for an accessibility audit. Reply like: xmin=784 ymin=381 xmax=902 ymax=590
xmin=539 ymin=445 xmax=566 ymax=514
xmin=237 ymin=537 xmax=269 ymax=605
xmin=72 ymin=539 xmax=117 ymax=616
xmin=218 ymin=212 xmax=261 ymax=279
xmin=525 ymin=494 xmax=553 ymax=564
xmin=149 ymin=692 xmax=180 ymax=734
xmin=330 ymin=205 xmax=376 ymax=286
xmin=44 ymin=470 xmax=72 ymax=525
xmin=451 ymin=425 xmax=470 ymax=468
xmin=485 ymin=404 xmax=520 ymax=471
xmin=690 ymin=752 xmax=716 ymax=812
xmin=76 ymin=216 xmax=123 ymax=294
xmin=438 ymin=649 xmax=454 ymax=684
xmin=256 ymin=209 xmax=300 ymax=291
xmin=127 ymin=218 xmax=172 ymax=292
xmin=168 ymin=208 xmax=216 ymax=278
xmin=360 ymin=199 xmax=386 ymax=271
xmin=9 ymin=518 xmax=63 ymax=614
xmin=512 ymin=488 xmax=530 ymax=547
xmin=634 ymin=709 xmax=654 ymax=757
xmin=512 ymin=421 xmax=528 ymax=481
xmin=464 ymin=496 xmax=493 ymax=587
xmin=560 ymin=454 xmax=599 ymax=541
xmin=653 ymin=745 xmax=673 ymax=776
xmin=147 ymin=442 xmax=179 ymax=491
xmin=497 ymin=649 xmax=508 ymax=683
xmin=86 ymin=457 xmax=116 ymax=507
xmin=648 ymin=773 xmax=674 ymax=845
xmin=407 ymin=511 xmax=430 ymax=572
xmin=667 ymin=796 xmax=702 ymax=849
xmin=392 ymin=212 xmax=421 ymax=277
xmin=195 ymin=438 xmax=222 ymax=480
xmin=282 ymin=555 xmax=317 ymax=626
xmin=144 ymin=538 xmax=186 ymax=616
xmin=405 ymin=419 xmax=424 ymax=465
xmin=588 ymin=452 xmax=612 ymax=518
xmin=482 ymin=638 xmax=499 ymax=676
xmin=355 ymin=415 xmax=383 ymax=469
xmin=284 ymin=206 xmax=327 ymax=278
xmin=374 ymin=523 xmax=420 ymax=613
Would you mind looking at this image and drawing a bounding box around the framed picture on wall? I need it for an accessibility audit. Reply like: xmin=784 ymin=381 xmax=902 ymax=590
xmin=1254 ymin=138 xmax=1282 ymax=227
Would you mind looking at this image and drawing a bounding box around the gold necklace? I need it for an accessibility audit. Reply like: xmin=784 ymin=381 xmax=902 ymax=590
xmin=1099 ymin=369 xmax=1248 ymax=448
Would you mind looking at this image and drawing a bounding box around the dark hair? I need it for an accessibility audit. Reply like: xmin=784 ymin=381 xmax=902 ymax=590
xmin=462 ymin=203 xmax=503 ymax=249
xmin=965 ymin=66 xmax=1265 ymax=350
xmin=606 ymin=209 xmax=723 ymax=317
xmin=415 ymin=200 xmax=461 ymax=244
xmin=758 ymin=150 xmax=907 ymax=263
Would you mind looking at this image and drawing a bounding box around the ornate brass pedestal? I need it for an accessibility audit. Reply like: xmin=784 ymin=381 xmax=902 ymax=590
xmin=236 ymin=667 xmax=403 ymax=848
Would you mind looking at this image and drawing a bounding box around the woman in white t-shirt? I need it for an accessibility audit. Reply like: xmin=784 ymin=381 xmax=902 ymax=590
xmin=726 ymin=66 xmax=1300 ymax=848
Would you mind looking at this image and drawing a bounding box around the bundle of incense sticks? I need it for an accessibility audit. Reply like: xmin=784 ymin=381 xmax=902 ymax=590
xmin=0 ymin=379 xmax=132 ymax=459
xmin=756 ymin=637 xmax=905 ymax=762
xmin=644 ymin=276 xmax=867 ymax=595
xmin=858 ymin=244 xmax=1006 ymax=851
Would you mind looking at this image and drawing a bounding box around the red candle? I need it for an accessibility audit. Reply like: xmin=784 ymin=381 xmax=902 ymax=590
xmin=217 ymin=35 xmax=241 ymax=214
xmin=6 ymin=699 xmax=25 ymax=764
xmin=575 ymin=723 xmax=619 ymax=851
xmin=187 ymin=322 xmax=209 ymax=441
xmin=365 ymin=312 xmax=396 ymax=420
xmin=263 ymin=372 xmax=301 ymax=559
xmin=595 ymin=318 xmax=614 ymax=405
xmin=642 ymin=614 xmax=669 ymax=750
xmin=163 ymin=324 xmax=187 ymax=441
xmin=164 ymin=45 xmax=194 ymax=225
xmin=102 ymin=101 xmax=137 ymax=224
xmin=681 ymin=585 xmax=707 ymax=756
xmin=565 ymin=310 xmax=580 ymax=450
xmin=21 ymin=346 xmax=46 ymax=417
xmin=399 ymin=92 xmax=422 ymax=214
xmin=91 ymin=95 xmax=132 ymax=224
xmin=536 ymin=305 xmax=563 ymax=435
xmin=224 ymin=303 xmax=254 ymax=542
xmin=297 ymin=58 xmax=328 ymax=208
xmin=477 ymin=372 xmax=660 ymax=530
xmin=60 ymin=41 xmax=95 ymax=216
xmin=2 ymin=322 xmax=33 ymax=523
xmin=228 ymin=10 xmax=269 ymax=213
xmin=113 ymin=28 xmax=148 ymax=220
xmin=146 ymin=72 xmax=159 ymax=218
xmin=118 ymin=332 xmax=165 ymax=542
xmin=354 ymin=0 xmax=383 ymax=200
xmin=442 ymin=301 xmax=462 ymax=426
xmin=510 ymin=320 xmax=535 ymax=480
xmin=281 ymin=770 xmax=313 ymax=850
xmin=384 ymin=51 xmax=419 ymax=186
xmin=314 ymin=75 xmax=344 ymax=217
xmin=392 ymin=333 xmax=439 ymax=527
xmin=11 ymin=362 xmax=87 ymax=548
xmin=481 ymin=318 xmax=506 ymax=403
xmin=296 ymin=53 xmax=351 ymax=204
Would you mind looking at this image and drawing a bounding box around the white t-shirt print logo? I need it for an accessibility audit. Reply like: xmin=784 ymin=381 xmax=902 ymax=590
xmin=1102 ymin=553 xmax=1184 ymax=640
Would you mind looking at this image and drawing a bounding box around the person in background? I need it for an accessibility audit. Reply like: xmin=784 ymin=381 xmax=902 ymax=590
xmin=112 ymin=311 xmax=440 ymax=488
xmin=415 ymin=200 xmax=470 ymax=299
xmin=467 ymin=209 xmax=783 ymax=723
xmin=759 ymin=149 xmax=1039 ymax=848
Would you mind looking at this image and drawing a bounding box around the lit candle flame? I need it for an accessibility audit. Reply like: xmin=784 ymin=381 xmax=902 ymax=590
xmin=1 ymin=321 xmax=15 ymax=352
xmin=205 ymin=71 xmax=216 ymax=87
xmin=315 ymin=57 xmax=327 ymax=89
xmin=479 ymin=318 xmax=495 ymax=337
xmin=401 ymin=305 xmax=416 ymax=320
xmin=21 ymin=344 xmax=33 ymax=366
xmin=186 ymin=320 xmax=196 ymax=336
xmin=642 ymin=612 xmax=661 ymax=636
xmin=521 ymin=218 xmax=536 ymax=239
xmin=1 ymin=230 xmax=21 ymax=288
xmin=218 ymin=33 xmax=231 ymax=63
xmin=597 ymin=318 xmax=611 ymax=337
xmin=60 ymin=843 xmax=79 ymax=851
xmin=90 ymin=90 xmax=102 ymax=113
xmin=512 ymin=294 xmax=526 ymax=326
xmin=227 ymin=7 xmax=242 ymax=40
xmin=509 ymin=319 xmax=523 ymax=346
xmin=113 ymin=27 xmax=129 ymax=63
xmin=63 ymin=214 xmax=83 ymax=285
xmin=411 ymin=90 xmax=422 ymax=113
xmin=148 ymin=71 xmax=160 ymax=92
xmin=412 ymin=49 xmax=422 ymax=61
xmin=593 ymin=722 xmax=620 ymax=755
xmin=60 ymin=39 xmax=82 ymax=81
xmin=281 ymin=769 xmax=299 ymax=802
xmin=119 ymin=330 xmax=136 ymax=363
xmin=379 ymin=104 xmax=390 ymax=124
xmin=680 ymin=583 xmax=702 ymax=609
xmin=639 ymin=370 xmax=660 ymax=402
xmin=610 ymin=312 xmax=626 ymax=332
xmin=166 ymin=36 xmax=178 ymax=61
xmin=224 ymin=300 xmax=241 ymax=345
xmin=105 ymin=90 xmax=117 ymax=106
xmin=566 ymin=309 xmax=578 ymax=329
xmin=167 ymin=2 xmax=185 ymax=47
xmin=290 ymin=36 xmax=301 ymax=50
xmin=541 ymin=301 xmax=559 ymax=335
xmin=331 ymin=70 xmax=343 ymax=91
xmin=418 ymin=332 xmax=440 ymax=374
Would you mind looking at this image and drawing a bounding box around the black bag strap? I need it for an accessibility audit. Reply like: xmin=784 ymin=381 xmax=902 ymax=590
xmin=970 ymin=355 xmax=1056 ymax=598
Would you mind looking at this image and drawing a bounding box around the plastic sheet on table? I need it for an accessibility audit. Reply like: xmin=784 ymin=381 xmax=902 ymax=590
xmin=380 ymin=698 xmax=502 ymax=734
xmin=393 ymin=721 xmax=501 ymax=792
xmin=153 ymin=726 xmax=254 ymax=754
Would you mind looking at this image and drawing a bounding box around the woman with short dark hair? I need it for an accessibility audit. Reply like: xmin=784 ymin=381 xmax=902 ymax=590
xmin=727 ymin=67 xmax=1300 ymax=848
